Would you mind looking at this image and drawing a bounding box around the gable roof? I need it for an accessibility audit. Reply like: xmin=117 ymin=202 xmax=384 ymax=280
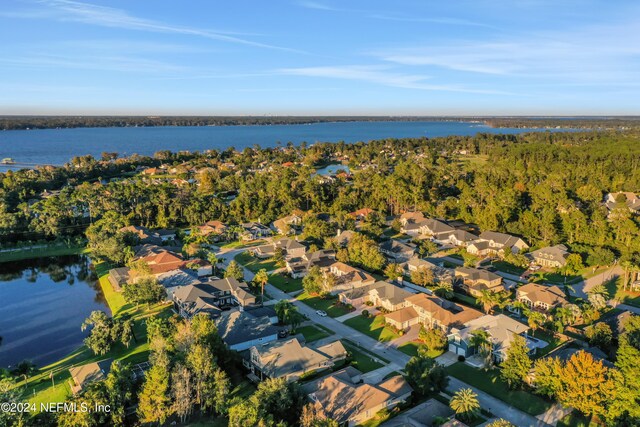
xmin=69 ymin=359 xmax=112 ymax=389
xmin=380 ymin=239 xmax=415 ymax=255
xmin=454 ymin=314 xmax=529 ymax=349
xmin=478 ymin=231 xmax=528 ymax=248
xmin=455 ymin=267 xmax=502 ymax=283
xmin=215 ymin=311 xmax=279 ymax=346
xmin=405 ymin=293 xmax=483 ymax=327
xmin=370 ymin=281 xmax=414 ymax=305
xmin=530 ymin=245 xmax=570 ymax=264
xmin=517 ymin=283 xmax=567 ymax=306
xmin=251 ymin=338 xmax=332 ymax=378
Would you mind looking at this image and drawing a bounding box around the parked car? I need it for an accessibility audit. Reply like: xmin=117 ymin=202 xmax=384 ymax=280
xmin=316 ymin=310 xmax=328 ymax=317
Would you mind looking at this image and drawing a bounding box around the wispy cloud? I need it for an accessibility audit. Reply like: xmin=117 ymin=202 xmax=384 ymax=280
xmin=375 ymin=17 xmax=640 ymax=81
xmin=295 ymin=1 xmax=340 ymax=11
xmin=277 ymin=65 xmax=513 ymax=94
xmin=369 ymin=14 xmax=499 ymax=30
xmin=28 ymin=0 xmax=301 ymax=52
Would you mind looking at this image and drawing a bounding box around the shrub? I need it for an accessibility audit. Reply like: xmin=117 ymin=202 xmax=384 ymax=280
xmin=362 ymin=309 xmax=370 ymax=318
xmin=458 ymin=355 xmax=466 ymax=362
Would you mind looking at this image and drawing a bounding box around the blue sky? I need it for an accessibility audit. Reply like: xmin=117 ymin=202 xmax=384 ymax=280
xmin=1 ymin=0 xmax=639 ymax=115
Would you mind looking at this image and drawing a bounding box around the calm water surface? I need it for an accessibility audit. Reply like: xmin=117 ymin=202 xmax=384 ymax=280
xmin=0 ymin=255 xmax=108 ymax=369
xmin=0 ymin=121 xmax=545 ymax=170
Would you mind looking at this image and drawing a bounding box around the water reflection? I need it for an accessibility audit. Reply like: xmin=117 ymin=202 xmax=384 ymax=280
xmin=0 ymin=255 xmax=109 ymax=369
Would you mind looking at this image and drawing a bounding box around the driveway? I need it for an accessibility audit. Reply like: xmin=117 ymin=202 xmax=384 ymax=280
xmin=571 ymin=265 xmax=623 ymax=299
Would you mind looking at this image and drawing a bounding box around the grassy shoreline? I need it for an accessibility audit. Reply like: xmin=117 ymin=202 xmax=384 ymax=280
xmin=0 ymin=244 xmax=88 ymax=263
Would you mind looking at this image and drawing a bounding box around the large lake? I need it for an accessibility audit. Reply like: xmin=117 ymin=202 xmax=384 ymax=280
xmin=0 ymin=255 xmax=108 ymax=369
xmin=0 ymin=121 xmax=546 ymax=169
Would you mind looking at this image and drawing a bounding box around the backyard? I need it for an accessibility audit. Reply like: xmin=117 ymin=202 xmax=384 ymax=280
xmin=297 ymin=291 xmax=354 ymax=318
xmin=605 ymin=276 xmax=640 ymax=308
xmin=446 ymin=362 xmax=553 ymax=416
xmin=343 ymin=314 xmax=400 ymax=342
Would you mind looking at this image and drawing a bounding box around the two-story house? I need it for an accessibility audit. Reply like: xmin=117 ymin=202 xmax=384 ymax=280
xmin=454 ymin=267 xmax=505 ymax=297
xmin=379 ymin=239 xmax=416 ymax=263
xmin=529 ymin=245 xmax=570 ymax=268
xmin=385 ymin=293 xmax=483 ymax=331
xmin=326 ymin=261 xmax=376 ymax=294
xmin=467 ymin=231 xmax=529 ymax=256
xmin=514 ymin=283 xmax=567 ymax=314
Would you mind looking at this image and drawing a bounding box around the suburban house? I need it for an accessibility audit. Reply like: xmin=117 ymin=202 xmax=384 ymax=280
xmin=69 ymin=359 xmax=112 ymax=395
xmin=172 ymin=277 xmax=256 ymax=318
xmin=447 ymin=314 xmax=534 ymax=361
xmin=605 ymin=192 xmax=640 ymax=215
xmin=253 ymin=237 xmax=306 ymax=259
xmin=136 ymin=246 xmax=188 ymax=275
xmin=325 ymin=261 xmax=376 ymax=294
xmin=529 ymin=244 xmax=570 ymax=268
xmin=286 ymin=249 xmax=336 ymax=278
xmin=436 ymin=229 xmax=478 ymax=247
xmin=241 ymin=222 xmax=273 ymax=241
xmin=244 ymin=338 xmax=347 ymax=382
xmin=335 ymin=229 xmax=356 ymax=247
xmin=349 ymin=208 xmax=374 ymax=221
xmin=515 ymin=283 xmax=568 ymax=313
xmin=384 ymin=293 xmax=483 ymax=332
xmin=339 ymin=281 xmax=412 ymax=310
xmin=379 ymin=239 xmax=416 ymax=263
xmin=215 ymin=310 xmax=281 ymax=351
xmin=454 ymin=267 xmax=505 ymax=297
xmin=399 ymin=211 xmax=426 ymax=236
xmin=119 ymin=225 xmax=176 ymax=245
xmin=195 ymin=220 xmax=228 ymax=238
xmin=303 ymin=368 xmax=413 ymax=426
xmin=107 ymin=267 xmax=131 ymax=292
xmin=467 ymin=231 xmax=529 ymax=256
xmin=272 ymin=213 xmax=303 ymax=235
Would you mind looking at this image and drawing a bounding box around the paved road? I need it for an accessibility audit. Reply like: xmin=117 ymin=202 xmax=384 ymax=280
xmin=571 ymin=265 xmax=623 ymax=299
xmin=222 ymin=245 xmax=551 ymax=427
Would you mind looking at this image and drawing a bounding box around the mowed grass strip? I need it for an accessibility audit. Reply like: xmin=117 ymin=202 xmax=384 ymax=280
xmin=297 ymin=324 xmax=332 ymax=343
xmin=446 ymin=362 xmax=553 ymax=416
xmin=343 ymin=314 xmax=400 ymax=342
xmin=269 ymin=273 xmax=303 ymax=293
xmin=341 ymin=341 xmax=385 ymax=373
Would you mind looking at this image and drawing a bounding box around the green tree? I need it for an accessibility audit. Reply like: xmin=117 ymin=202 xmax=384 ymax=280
xmin=584 ymin=322 xmax=613 ymax=348
xmin=384 ymin=263 xmax=402 ymax=281
xmin=469 ymin=329 xmax=493 ymax=369
xmin=419 ymin=327 xmax=448 ymax=352
xmin=104 ymin=361 xmax=133 ymax=426
xmin=303 ymin=266 xmax=324 ymax=295
xmin=122 ymin=277 xmax=166 ymax=308
xmin=562 ymin=253 xmax=584 ymax=275
xmin=532 ymin=357 xmax=563 ymax=399
xmin=450 ymin=388 xmax=480 ymax=421
xmin=81 ymin=310 xmax=115 ymax=355
xmin=609 ymin=315 xmax=640 ymax=422
xmin=224 ymin=260 xmax=244 ymax=280
xmin=526 ymin=311 xmax=546 ymax=337
xmin=434 ymin=281 xmax=454 ymax=299
xmin=411 ymin=266 xmax=435 ymax=287
xmin=138 ymin=361 xmax=172 ymax=425
xmin=404 ymin=355 xmax=449 ymax=396
xmin=486 ymin=420 xmax=515 ymax=427
xmin=500 ymin=334 xmax=532 ymax=389
xmin=171 ymin=362 xmax=194 ymax=424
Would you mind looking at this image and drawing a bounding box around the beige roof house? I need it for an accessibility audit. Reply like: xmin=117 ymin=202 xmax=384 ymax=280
xmin=455 ymin=267 xmax=504 ymax=296
xmin=385 ymin=293 xmax=483 ymax=331
xmin=516 ymin=283 xmax=567 ymax=312
xmin=473 ymin=231 xmax=529 ymax=255
xmin=326 ymin=261 xmax=376 ymax=294
xmin=69 ymin=359 xmax=112 ymax=394
xmin=303 ymin=368 xmax=412 ymax=426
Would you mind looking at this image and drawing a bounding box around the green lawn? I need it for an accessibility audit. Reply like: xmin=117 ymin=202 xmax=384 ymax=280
xmin=234 ymin=252 xmax=279 ymax=273
xmin=557 ymin=412 xmax=597 ymax=427
xmin=297 ymin=291 xmax=354 ymax=318
xmin=219 ymin=240 xmax=266 ymax=249
xmin=0 ymin=243 xmax=87 ymax=263
xmin=342 ymin=341 xmax=386 ymax=373
xmin=269 ymin=273 xmax=303 ymax=293
xmin=398 ymin=341 xmax=444 ymax=358
xmin=297 ymin=324 xmax=332 ymax=343
xmin=343 ymin=315 xmax=400 ymax=342
xmin=446 ymin=362 xmax=553 ymax=416
xmin=492 ymin=261 xmax=526 ymax=276
xmin=453 ymin=292 xmax=482 ymax=308
xmin=605 ymin=276 xmax=640 ymax=308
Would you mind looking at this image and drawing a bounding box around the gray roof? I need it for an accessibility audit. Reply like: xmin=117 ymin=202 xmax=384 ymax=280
xmin=455 ymin=267 xmax=501 ymax=283
xmin=156 ymin=268 xmax=200 ymax=288
xmin=380 ymin=239 xmax=415 ymax=255
xmin=215 ymin=311 xmax=280 ymax=346
xmin=370 ymin=281 xmax=413 ymax=304
xmin=530 ymin=245 xmax=570 ymax=264
xmin=478 ymin=231 xmax=528 ymax=248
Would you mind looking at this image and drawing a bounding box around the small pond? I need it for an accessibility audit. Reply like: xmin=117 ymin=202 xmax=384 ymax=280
xmin=0 ymin=255 xmax=109 ymax=369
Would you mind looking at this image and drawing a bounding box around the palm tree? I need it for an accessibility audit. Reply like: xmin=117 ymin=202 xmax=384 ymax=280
xmin=552 ymin=306 xmax=575 ymax=333
xmin=469 ymin=329 xmax=493 ymax=369
xmin=434 ymin=281 xmax=454 ymax=299
xmin=253 ymin=269 xmax=269 ymax=306
xmin=526 ymin=311 xmax=546 ymax=337
xmin=476 ymin=290 xmax=498 ymax=314
xmin=207 ymin=252 xmax=219 ymax=275
xmin=450 ymin=388 xmax=480 ymax=421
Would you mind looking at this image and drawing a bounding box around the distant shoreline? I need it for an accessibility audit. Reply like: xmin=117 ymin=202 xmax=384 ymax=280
xmin=1 ymin=115 xmax=637 ymax=131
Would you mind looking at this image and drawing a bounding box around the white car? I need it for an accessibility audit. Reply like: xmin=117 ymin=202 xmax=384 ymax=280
xmin=316 ymin=310 xmax=328 ymax=317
